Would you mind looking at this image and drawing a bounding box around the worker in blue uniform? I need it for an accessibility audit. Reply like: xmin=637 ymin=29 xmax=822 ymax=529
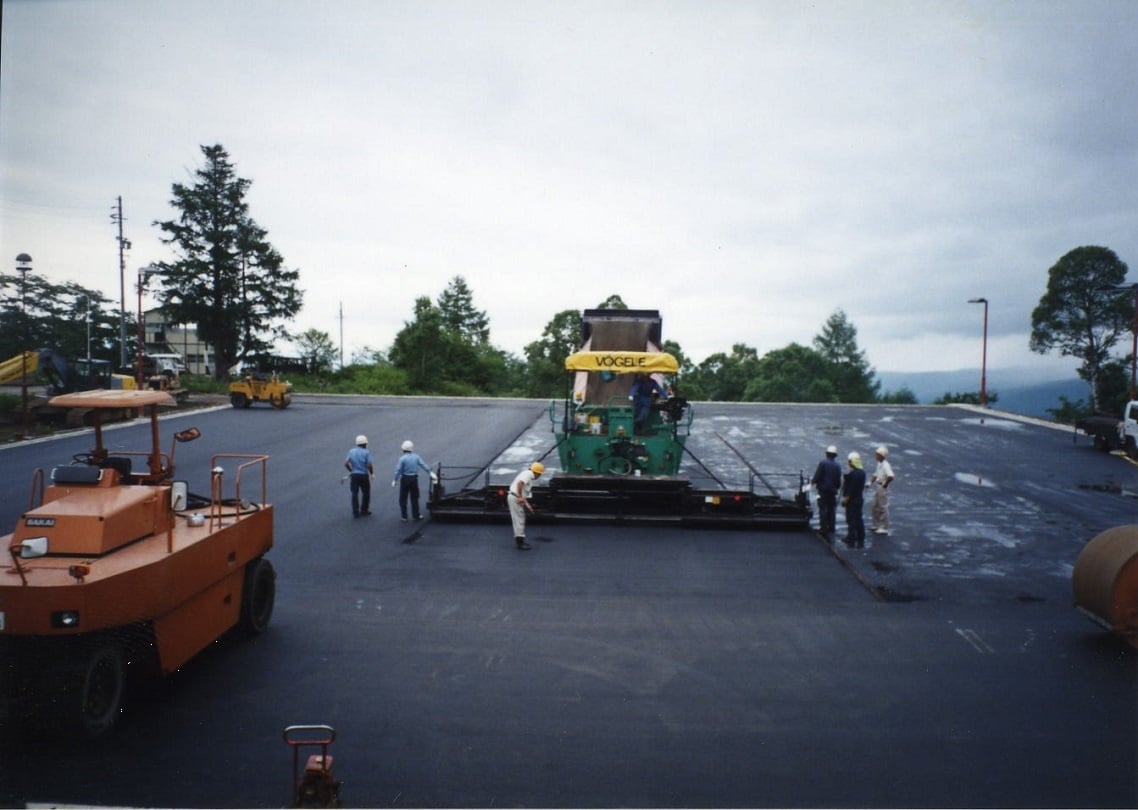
xmin=393 ymin=440 xmax=436 ymax=521
xmin=811 ymin=445 xmax=842 ymax=539
xmin=629 ymin=373 xmax=666 ymax=434
xmin=344 ymin=434 xmax=375 ymax=518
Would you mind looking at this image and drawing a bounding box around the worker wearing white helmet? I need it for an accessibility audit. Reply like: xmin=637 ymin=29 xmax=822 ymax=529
xmin=393 ymin=439 xmax=437 ymax=521
xmin=869 ymin=446 xmax=895 ymax=536
xmin=508 ymin=462 xmax=545 ymax=550
xmin=810 ymin=445 xmax=842 ymax=539
xmin=841 ymin=451 xmax=866 ymax=548
xmin=344 ymin=434 xmax=375 ymax=518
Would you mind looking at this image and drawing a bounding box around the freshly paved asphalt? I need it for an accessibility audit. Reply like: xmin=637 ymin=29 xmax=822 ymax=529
xmin=1 ymin=395 xmax=1135 ymax=808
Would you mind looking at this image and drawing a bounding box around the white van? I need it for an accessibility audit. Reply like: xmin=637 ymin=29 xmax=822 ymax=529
xmin=144 ymin=353 xmax=187 ymax=377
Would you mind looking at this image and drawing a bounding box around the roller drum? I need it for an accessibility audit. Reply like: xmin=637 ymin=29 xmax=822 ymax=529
xmin=1072 ymin=525 xmax=1138 ymax=644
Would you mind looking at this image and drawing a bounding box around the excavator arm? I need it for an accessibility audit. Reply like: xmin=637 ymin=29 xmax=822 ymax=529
xmin=0 ymin=351 xmax=39 ymax=386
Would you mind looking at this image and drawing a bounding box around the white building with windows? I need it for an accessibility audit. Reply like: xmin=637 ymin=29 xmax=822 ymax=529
xmin=142 ymin=308 xmax=214 ymax=376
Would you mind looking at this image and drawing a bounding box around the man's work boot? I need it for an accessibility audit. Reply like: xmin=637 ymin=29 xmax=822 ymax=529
xmin=515 ymin=537 xmax=531 ymax=551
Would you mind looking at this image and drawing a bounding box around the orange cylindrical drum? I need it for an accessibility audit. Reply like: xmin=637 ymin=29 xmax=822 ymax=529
xmin=1072 ymin=525 xmax=1138 ymax=645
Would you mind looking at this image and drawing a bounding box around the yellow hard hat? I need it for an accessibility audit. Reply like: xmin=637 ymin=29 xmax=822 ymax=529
xmin=530 ymin=462 xmax=545 ymax=475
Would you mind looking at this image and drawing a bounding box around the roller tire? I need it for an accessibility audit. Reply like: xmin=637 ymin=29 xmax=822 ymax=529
xmin=39 ymin=644 xmax=127 ymax=737
xmin=78 ymin=645 xmax=126 ymax=736
xmin=239 ymin=557 xmax=276 ymax=635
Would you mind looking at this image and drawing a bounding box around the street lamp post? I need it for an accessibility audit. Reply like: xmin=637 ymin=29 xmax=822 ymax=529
xmin=968 ymin=297 xmax=988 ymax=409
xmin=16 ymin=253 xmax=32 ymax=438
xmin=1129 ymin=285 xmax=1137 ymax=402
xmin=83 ymin=294 xmax=92 ymax=361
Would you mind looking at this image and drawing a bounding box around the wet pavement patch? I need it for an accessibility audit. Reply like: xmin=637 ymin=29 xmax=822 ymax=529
xmin=1078 ymin=481 xmax=1121 ymax=493
xmin=877 ymin=586 xmax=924 ymax=603
xmin=401 ymin=527 xmax=427 ymax=544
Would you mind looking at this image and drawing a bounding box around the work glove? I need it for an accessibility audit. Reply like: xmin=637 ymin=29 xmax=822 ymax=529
xmin=391 ymin=480 xmax=397 ymax=487
xmin=430 ymin=473 xmax=438 ymax=484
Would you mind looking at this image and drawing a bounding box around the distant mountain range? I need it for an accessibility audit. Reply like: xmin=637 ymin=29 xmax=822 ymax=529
xmin=876 ymin=367 xmax=1089 ymax=419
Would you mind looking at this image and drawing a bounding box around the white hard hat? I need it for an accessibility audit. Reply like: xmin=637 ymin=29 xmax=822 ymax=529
xmin=355 ymin=435 xmax=367 ymax=446
xmin=826 ymin=445 xmax=838 ymax=455
xmin=401 ymin=440 xmax=414 ymax=451
xmin=876 ymin=446 xmax=889 ymax=457
xmin=847 ymin=451 xmax=862 ymax=469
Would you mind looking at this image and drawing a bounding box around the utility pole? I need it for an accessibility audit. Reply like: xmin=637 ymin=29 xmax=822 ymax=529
xmin=111 ymin=196 xmax=131 ymax=368
xmin=339 ymin=302 xmax=344 ymax=369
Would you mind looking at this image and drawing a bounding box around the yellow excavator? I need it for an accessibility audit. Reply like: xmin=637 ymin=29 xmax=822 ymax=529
xmin=0 ymin=349 xmax=136 ymax=394
xmin=1 ymin=349 xmax=137 ymax=427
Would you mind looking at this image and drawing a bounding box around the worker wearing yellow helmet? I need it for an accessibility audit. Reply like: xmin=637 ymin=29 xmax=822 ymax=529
xmin=840 ymin=451 xmax=867 ymax=548
xmin=508 ymin=462 xmax=545 ymax=550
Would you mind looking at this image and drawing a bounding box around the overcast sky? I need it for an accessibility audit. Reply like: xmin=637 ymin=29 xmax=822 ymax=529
xmin=2 ymin=0 xmax=1135 ymax=380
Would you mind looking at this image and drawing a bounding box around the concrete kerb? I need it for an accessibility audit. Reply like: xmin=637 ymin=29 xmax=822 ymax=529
xmin=0 ymin=402 xmax=232 ymax=452
xmin=950 ymin=402 xmax=1074 ymax=433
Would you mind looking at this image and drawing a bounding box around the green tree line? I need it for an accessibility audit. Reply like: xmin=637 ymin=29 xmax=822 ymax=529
xmin=0 ymin=272 xmax=130 ymax=366
xmin=5 ymin=144 xmax=1132 ymax=415
xmin=291 ymin=284 xmax=911 ymax=404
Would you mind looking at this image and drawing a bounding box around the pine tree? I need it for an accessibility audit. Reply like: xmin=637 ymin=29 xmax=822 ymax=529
xmin=437 ymin=276 xmax=490 ymax=344
xmin=812 ymin=309 xmax=880 ymax=402
xmin=152 ymin=144 xmax=302 ymax=379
